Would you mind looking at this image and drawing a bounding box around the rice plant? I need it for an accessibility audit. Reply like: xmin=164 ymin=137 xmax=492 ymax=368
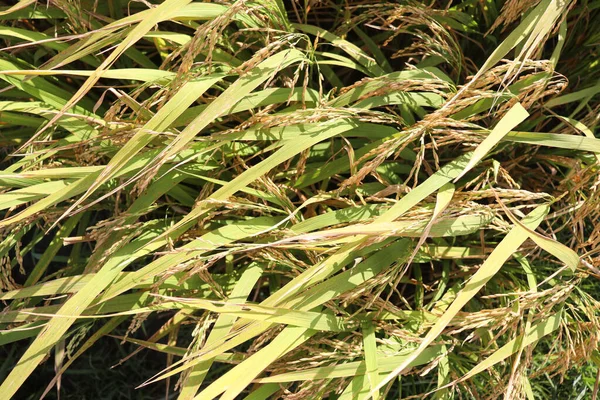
xmin=1 ymin=0 xmax=600 ymax=398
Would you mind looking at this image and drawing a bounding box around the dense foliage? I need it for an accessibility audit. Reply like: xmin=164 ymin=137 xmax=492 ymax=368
xmin=1 ymin=0 xmax=600 ymax=398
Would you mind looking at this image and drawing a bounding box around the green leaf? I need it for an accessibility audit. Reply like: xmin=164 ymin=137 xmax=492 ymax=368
xmin=454 ymin=103 xmax=529 ymax=182
xmin=362 ymin=321 xmax=381 ymax=400
xmin=371 ymin=204 xmax=550 ymax=394
xmin=255 ymin=345 xmax=445 ymax=383
xmin=458 ymin=313 xmax=562 ymax=382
